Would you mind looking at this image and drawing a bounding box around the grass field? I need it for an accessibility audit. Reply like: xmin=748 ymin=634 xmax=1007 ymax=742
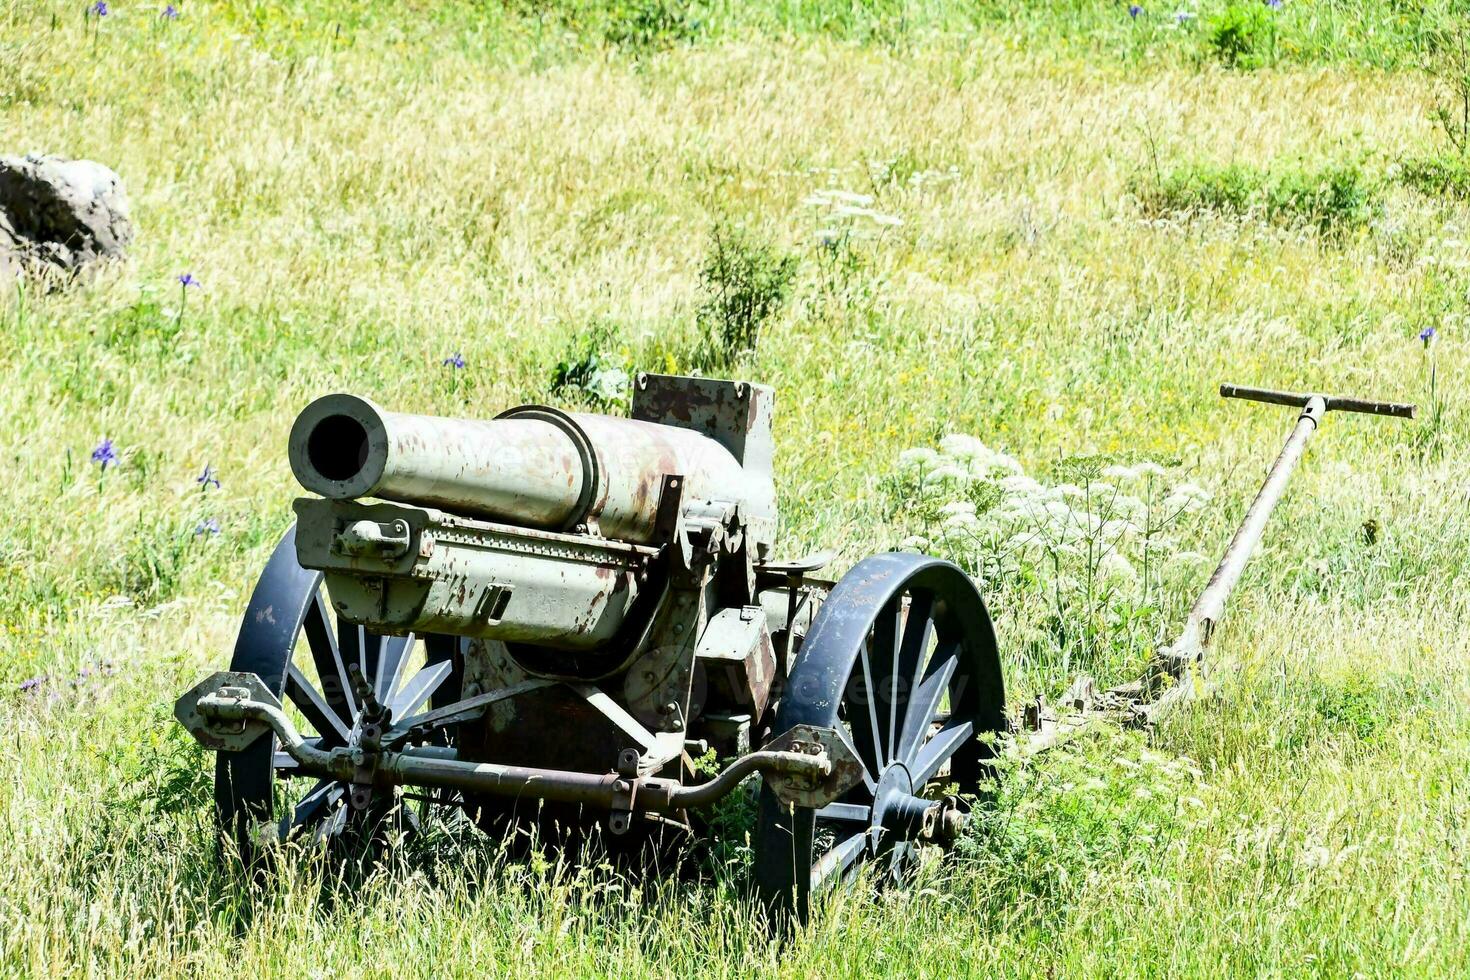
xmin=2 ymin=0 xmax=1468 ymax=975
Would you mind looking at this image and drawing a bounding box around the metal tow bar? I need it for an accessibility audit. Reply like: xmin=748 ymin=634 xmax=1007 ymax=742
xmin=1020 ymin=382 xmax=1415 ymax=751
xmin=176 ymin=672 xmax=866 ymax=816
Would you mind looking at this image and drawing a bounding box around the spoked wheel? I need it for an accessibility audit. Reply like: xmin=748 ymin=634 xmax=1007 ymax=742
xmin=215 ymin=526 xmax=463 ymax=869
xmin=753 ymin=552 xmax=1006 ymax=923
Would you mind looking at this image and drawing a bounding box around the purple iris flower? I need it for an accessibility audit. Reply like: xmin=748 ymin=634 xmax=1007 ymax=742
xmin=91 ymin=438 xmax=118 ymax=470
xmin=1129 ymin=4 xmax=1143 ymax=18
xmin=163 ymin=4 xmax=179 ymax=18
xmin=1420 ymin=325 xmax=1437 ymax=346
xmin=19 ymin=677 xmax=45 ymax=693
xmin=196 ymin=463 xmax=220 ymax=490
xmin=1265 ymin=0 xmax=1282 ymax=7
xmin=195 ymin=517 xmax=221 ymax=536
xmin=92 ymin=1 xmax=108 ymax=16
xmin=443 ymin=352 xmax=466 ymax=369
xmin=177 ymin=272 xmax=200 ymax=288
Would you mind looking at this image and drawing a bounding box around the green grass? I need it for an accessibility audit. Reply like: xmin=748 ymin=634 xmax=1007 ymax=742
xmin=3 ymin=0 xmax=1469 ymax=975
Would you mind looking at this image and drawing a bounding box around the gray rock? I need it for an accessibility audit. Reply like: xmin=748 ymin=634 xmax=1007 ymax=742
xmin=0 ymin=153 xmax=133 ymax=279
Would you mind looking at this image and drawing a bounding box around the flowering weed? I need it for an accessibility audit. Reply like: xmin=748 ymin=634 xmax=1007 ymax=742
xmin=886 ymin=438 xmax=1210 ymax=691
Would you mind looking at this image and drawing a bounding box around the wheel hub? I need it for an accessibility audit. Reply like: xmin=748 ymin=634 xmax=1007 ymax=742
xmin=868 ymin=761 xmax=942 ymax=851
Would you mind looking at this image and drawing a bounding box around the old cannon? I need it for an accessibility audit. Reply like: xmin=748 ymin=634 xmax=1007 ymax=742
xmin=175 ymin=374 xmax=1007 ymax=920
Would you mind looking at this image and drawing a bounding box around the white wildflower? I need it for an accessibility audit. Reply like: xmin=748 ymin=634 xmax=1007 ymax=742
xmin=939 ymin=433 xmax=988 ymax=460
xmin=942 ymin=511 xmax=982 ymax=530
xmin=991 ymin=503 xmax=1032 ymax=524
xmin=833 ymin=203 xmax=876 ymax=220
xmin=898 ymin=447 xmax=942 ymax=472
xmin=1006 ymin=532 xmax=1041 ymax=552
xmin=987 ymin=450 xmax=1025 ymax=475
xmin=1099 ymin=551 xmax=1138 ymax=586
xmin=1041 ymin=499 xmax=1073 ymax=522
xmin=999 ymin=474 xmax=1043 ymax=497
xmin=1112 ymin=495 xmax=1149 ymax=521
xmin=1164 ymin=482 xmax=1211 ymax=513
xmin=899 ymin=535 xmax=930 ymax=551
xmin=938 ymin=501 xmax=976 ymax=516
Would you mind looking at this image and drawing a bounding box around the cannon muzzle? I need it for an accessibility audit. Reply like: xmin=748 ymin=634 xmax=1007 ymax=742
xmin=289 ymin=388 xmax=765 ymax=546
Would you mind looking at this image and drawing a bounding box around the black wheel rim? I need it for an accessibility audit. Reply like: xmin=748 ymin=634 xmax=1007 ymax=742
xmin=214 ymin=526 xmax=462 ymax=867
xmin=753 ymin=552 xmax=1005 ymax=923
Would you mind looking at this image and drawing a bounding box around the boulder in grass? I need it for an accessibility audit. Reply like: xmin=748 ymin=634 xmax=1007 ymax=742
xmin=0 ymin=153 xmax=133 ymax=280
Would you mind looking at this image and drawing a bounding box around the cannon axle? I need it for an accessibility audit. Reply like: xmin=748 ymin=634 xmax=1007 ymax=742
xmin=180 ymin=671 xmax=864 ymax=817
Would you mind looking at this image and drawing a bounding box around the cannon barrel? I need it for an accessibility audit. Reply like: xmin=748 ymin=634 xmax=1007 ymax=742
xmin=288 ymin=393 xmax=752 ymax=545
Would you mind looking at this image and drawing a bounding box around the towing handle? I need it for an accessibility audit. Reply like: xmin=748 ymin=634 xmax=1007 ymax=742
xmin=1220 ymin=383 xmax=1416 ymax=419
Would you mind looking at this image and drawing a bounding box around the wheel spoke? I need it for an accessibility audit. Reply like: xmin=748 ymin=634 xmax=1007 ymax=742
xmin=889 ymin=592 xmax=932 ymax=765
xmin=281 ymin=779 xmax=344 ymax=838
xmin=339 ymin=625 xmax=368 ymax=712
xmin=302 ymin=589 xmax=354 ymax=722
xmin=388 ymin=658 xmax=452 ymax=718
xmin=897 ymin=592 xmax=935 ymax=694
xmin=898 ymin=649 xmax=958 ymax=762
xmin=909 ymin=719 xmax=975 ymax=787
xmin=273 ymin=737 xmax=322 ymax=772
xmin=375 ymin=632 xmax=414 ymax=705
xmin=285 ymin=663 xmax=351 ymax=744
xmin=816 ymin=802 xmax=871 ymax=824
xmin=811 ymin=830 xmax=867 ymax=890
xmin=314 ymin=802 xmax=349 ymax=843
xmin=874 ymin=598 xmax=902 ymax=765
xmin=851 ymin=645 xmax=884 ymax=780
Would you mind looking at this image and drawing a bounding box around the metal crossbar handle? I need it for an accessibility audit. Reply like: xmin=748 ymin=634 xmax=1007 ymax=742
xmin=1014 ymin=380 xmax=1416 ymax=747
xmin=1220 ymin=383 xmax=1416 ymax=420
xmin=1145 ymin=381 xmax=1416 ymax=714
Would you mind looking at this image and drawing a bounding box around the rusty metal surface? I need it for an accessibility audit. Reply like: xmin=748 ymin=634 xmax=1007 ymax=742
xmin=288 ymin=378 xmax=771 ymax=549
xmin=694 ymin=605 xmax=776 ymax=713
xmin=179 ymin=669 xmax=844 ymax=815
xmin=761 ymin=724 xmax=867 ymax=808
xmin=174 ymin=670 xmax=282 ymax=752
xmin=294 ymin=498 xmax=652 ymax=649
xmin=289 ymin=394 xmax=589 ymax=528
xmin=630 ymin=373 xmax=777 ymax=557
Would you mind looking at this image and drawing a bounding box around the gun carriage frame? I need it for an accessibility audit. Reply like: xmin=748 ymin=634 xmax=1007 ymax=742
xmin=176 ymin=374 xmax=1413 ymax=925
xmin=177 ymin=374 xmax=1005 ymax=921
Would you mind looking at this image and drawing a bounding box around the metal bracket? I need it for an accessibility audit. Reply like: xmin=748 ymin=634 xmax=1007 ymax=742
xmin=761 ymin=724 xmax=866 ymax=808
xmin=609 ymin=747 xmax=641 ymax=835
xmin=173 ymin=671 xmax=280 ymax=752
